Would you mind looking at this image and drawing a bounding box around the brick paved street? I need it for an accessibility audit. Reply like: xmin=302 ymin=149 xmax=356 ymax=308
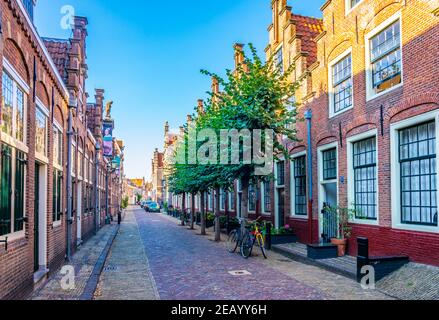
xmin=94 ymin=208 xmax=159 ymax=300
xmin=130 ymin=208 xmax=391 ymax=300
xmin=31 ymin=224 xmax=118 ymax=300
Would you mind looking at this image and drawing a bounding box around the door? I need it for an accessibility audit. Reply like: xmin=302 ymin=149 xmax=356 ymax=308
xmin=77 ymin=181 xmax=82 ymax=244
xmin=277 ymin=188 xmax=285 ymax=229
xmin=34 ymin=163 xmax=40 ymax=272
xmin=321 ymin=183 xmax=338 ymax=242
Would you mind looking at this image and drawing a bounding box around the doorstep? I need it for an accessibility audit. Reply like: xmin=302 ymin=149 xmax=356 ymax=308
xmin=272 ymin=242 xmax=357 ymax=280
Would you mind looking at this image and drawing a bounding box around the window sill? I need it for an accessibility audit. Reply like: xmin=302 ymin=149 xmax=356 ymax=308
xmin=350 ymin=218 xmax=379 ymax=226
xmin=366 ymin=82 xmax=403 ymax=102
xmin=290 ymin=215 xmax=308 ymax=220
xmin=392 ymin=223 xmax=439 ymax=234
xmin=329 ymin=105 xmax=353 ymax=119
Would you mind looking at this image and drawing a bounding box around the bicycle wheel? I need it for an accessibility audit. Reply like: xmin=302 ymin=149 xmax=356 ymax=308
xmin=241 ymin=232 xmax=254 ymax=259
xmin=227 ymin=229 xmax=239 ymax=253
xmin=256 ymin=234 xmax=268 ymax=259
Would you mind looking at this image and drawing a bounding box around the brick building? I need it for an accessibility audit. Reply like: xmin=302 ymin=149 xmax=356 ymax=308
xmin=263 ymin=0 xmax=439 ymax=266
xmin=0 ymin=0 xmax=124 ymax=299
xmin=151 ymin=148 xmax=164 ymax=204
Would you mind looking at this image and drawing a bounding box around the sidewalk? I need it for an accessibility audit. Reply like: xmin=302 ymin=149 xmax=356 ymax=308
xmin=93 ymin=209 xmax=160 ymax=300
xmin=31 ymin=223 xmax=119 ymax=300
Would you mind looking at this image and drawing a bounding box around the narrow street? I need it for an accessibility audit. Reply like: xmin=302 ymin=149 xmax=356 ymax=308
xmin=93 ymin=207 xmax=391 ymax=300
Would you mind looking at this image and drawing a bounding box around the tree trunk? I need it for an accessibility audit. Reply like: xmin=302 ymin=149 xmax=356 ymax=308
xmin=214 ymin=187 xmax=221 ymax=242
xmin=190 ymin=192 xmax=195 ymax=229
xmin=200 ymin=192 xmax=206 ymax=236
xmin=181 ymin=193 xmax=186 ymax=226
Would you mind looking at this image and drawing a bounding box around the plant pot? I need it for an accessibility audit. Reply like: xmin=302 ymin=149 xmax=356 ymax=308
xmin=331 ymin=238 xmax=347 ymax=257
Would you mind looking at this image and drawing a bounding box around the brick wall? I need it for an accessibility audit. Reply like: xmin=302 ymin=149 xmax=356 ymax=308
xmin=268 ymin=0 xmax=439 ymax=266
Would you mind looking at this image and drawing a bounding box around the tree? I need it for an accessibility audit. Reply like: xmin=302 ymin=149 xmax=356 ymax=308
xmin=168 ymin=43 xmax=300 ymax=242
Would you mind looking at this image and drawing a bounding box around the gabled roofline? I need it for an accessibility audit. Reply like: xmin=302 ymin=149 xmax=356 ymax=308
xmin=16 ymin=0 xmax=69 ymax=98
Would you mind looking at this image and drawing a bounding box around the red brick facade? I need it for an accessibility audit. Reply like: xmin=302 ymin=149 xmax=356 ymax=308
xmin=266 ymin=0 xmax=439 ymax=266
xmin=0 ymin=0 xmax=124 ymax=299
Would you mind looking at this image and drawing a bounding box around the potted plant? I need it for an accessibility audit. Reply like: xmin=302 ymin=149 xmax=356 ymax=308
xmin=206 ymin=212 xmax=215 ymax=229
xmin=329 ymin=206 xmax=355 ymax=257
xmin=265 ymin=224 xmax=297 ymax=248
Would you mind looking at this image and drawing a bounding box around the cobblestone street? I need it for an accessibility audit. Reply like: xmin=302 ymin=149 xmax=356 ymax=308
xmin=91 ymin=207 xmax=390 ymax=300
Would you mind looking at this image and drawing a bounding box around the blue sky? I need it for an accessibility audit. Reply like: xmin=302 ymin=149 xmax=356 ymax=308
xmin=35 ymin=0 xmax=322 ymax=179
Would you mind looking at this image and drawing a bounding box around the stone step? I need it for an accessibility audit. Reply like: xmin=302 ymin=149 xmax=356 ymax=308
xmin=272 ymin=242 xmax=357 ymax=280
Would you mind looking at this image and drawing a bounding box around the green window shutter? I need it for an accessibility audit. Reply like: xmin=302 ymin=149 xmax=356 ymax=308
xmin=53 ymin=170 xmax=57 ymax=222
xmin=57 ymin=173 xmax=62 ymax=221
xmin=0 ymin=145 xmax=12 ymax=236
xmin=14 ymin=151 xmax=26 ymax=232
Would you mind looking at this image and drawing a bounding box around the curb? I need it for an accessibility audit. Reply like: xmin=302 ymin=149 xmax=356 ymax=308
xmin=79 ymin=224 xmax=120 ymax=300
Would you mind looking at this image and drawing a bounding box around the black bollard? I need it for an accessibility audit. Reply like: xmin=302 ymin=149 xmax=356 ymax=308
xmin=266 ymin=222 xmax=272 ymax=250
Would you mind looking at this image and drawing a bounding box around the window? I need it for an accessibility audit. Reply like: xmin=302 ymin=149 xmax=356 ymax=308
xmin=220 ymin=189 xmax=226 ymax=211
xmin=332 ymin=54 xmax=352 ymax=114
xmin=208 ymin=192 xmax=213 ymax=210
xmin=276 ymin=161 xmax=285 ymax=186
xmin=275 ymin=47 xmax=284 ymax=74
xmin=248 ymin=184 xmax=256 ymax=212
xmin=1 ymin=72 xmax=26 ymax=142
xmin=370 ymin=20 xmax=401 ymax=95
xmin=35 ymin=107 xmax=48 ymax=156
xmin=294 ymin=156 xmax=307 ymax=216
xmin=263 ymin=181 xmax=271 ymax=213
xmin=399 ymin=122 xmax=437 ymax=226
xmin=53 ymin=126 xmax=63 ymax=167
xmin=0 ymin=144 xmax=26 ymax=237
xmin=229 ymin=191 xmax=236 ymax=211
xmin=323 ymin=149 xmax=337 ymax=180
xmin=53 ymin=170 xmax=63 ymax=223
xmin=353 ymin=138 xmax=377 ymax=220
xmin=348 ymin=0 xmax=362 ymax=10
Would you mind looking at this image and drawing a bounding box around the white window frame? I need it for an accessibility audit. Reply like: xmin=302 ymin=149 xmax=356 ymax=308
xmin=290 ymin=151 xmax=308 ymax=219
xmin=52 ymin=168 xmax=63 ymax=227
xmin=261 ymin=181 xmax=271 ymax=216
xmin=53 ymin=120 xmax=64 ymax=172
xmin=1 ymin=60 xmax=29 ymax=153
xmin=365 ymin=11 xmax=403 ymax=102
xmin=317 ymin=142 xmax=339 ymax=220
xmin=247 ymin=184 xmax=256 ymax=214
xmin=345 ymin=0 xmax=364 ymax=15
xmin=391 ymin=110 xmax=439 ymax=234
xmin=228 ymin=190 xmax=236 ymax=212
xmin=219 ymin=189 xmax=225 ymax=211
xmin=35 ymin=98 xmax=49 ymax=164
xmin=347 ymin=129 xmax=379 ymax=226
xmin=328 ymin=48 xmax=353 ymax=118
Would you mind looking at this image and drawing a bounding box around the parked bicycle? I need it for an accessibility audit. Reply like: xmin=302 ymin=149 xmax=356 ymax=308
xmin=227 ymin=217 xmax=267 ymax=259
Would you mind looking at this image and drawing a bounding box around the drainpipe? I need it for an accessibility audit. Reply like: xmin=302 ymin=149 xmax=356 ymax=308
xmin=94 ymin=143 xmax=100 ymax=234
xmin=305 ymin=109 xmax=313 ymax=244
xmin=105 ymin=164 xmax=110 ymax=224
xmin=66 ymin=96 xmax=76 ymax=262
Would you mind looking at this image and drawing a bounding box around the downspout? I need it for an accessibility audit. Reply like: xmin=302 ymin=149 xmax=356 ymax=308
xmin=105 ymin=164 xmax=109 ymax=224
xmin=94 ymin=143 xmax=100 ymax=234
xmin=305 ymin=109 xmax=313 ymax=244
xmin=66 ymin=99 xmax=75 ymax=262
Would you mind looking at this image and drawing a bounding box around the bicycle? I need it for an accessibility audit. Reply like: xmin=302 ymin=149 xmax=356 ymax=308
xmin=240 ymin=218 xmax=267 ymax=259
xmin=226 ymin=218 xmax=247 ymax=254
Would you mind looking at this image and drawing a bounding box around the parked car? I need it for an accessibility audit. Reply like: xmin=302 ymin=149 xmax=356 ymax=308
xmin=146 ymin=202 xmax=160 ymax=213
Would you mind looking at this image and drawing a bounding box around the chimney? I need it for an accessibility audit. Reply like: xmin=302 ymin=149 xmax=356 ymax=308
xmin=22 ymin=0 xmax=37 ymax=22
xmin=211 ymin=77 xmax=219 ymax=95
xmin=164 ymin=121 xmax=170 ymax=135
xmin=197 ymin=99 xmax=205 ymax=115
xmin=234 ymin=43 xmax=245 ymax=69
